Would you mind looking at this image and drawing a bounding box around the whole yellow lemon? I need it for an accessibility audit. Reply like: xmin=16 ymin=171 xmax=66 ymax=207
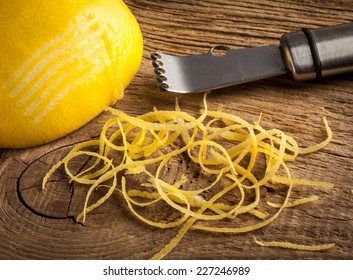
xmin=0 ymin=0 xmax=143 ymax=149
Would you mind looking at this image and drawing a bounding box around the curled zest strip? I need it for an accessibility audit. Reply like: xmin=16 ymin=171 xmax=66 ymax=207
xmin=42 ymin=94 xmax=334 ymax=259
xmin=254 ymin=238 xmax=335 ymax=251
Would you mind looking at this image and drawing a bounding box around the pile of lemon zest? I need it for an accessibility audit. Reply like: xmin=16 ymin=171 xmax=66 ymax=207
xmin=43 ymin=94 xmax=334 ymax=259
xmin=254 ymin=238 xmax=335 ymax=251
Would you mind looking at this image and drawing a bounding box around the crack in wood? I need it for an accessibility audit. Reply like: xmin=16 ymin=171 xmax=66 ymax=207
xmin=15 ymin=159 xmax=73 ymax=221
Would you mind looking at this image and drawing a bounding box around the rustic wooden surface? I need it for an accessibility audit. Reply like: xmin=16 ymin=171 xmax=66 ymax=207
xmin=1 ymin=0 xmax=353 ymax=260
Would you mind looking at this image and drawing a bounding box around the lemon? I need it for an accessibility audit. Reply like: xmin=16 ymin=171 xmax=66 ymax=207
xmin=0 ymin=0 xmax=143 ymax=149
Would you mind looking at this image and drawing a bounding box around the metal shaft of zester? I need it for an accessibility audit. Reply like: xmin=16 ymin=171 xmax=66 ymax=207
xmin=280 ymin=22 xmax=353 ymax=81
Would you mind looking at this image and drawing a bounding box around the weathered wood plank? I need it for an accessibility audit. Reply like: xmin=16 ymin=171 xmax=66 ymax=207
xmin=1 ymin=0 xmax=352 ymax=259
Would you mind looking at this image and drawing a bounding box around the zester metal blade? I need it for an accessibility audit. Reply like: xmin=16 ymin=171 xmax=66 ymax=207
xmin=151 ymin=45 xmax=286 ymax=94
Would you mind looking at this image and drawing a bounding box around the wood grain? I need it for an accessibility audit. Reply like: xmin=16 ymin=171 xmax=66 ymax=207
xmin=1 ymin=0 xmax=353 ymax=259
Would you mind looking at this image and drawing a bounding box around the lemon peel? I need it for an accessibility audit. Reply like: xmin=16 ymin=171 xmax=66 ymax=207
xmin=43 ymin=94 xmax=334 ymax=259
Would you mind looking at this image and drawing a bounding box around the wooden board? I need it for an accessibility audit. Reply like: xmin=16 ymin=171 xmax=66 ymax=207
xmin=1 ymin=0 xmax=353 ymax=259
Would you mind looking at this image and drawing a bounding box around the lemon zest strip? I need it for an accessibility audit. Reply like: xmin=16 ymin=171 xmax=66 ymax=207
xmin=254 ymin=238 xmax=335 ymax=251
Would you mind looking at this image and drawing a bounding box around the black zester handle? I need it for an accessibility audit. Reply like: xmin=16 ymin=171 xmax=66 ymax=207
xmin=280 ymin=22 xmax=353 ymax=81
